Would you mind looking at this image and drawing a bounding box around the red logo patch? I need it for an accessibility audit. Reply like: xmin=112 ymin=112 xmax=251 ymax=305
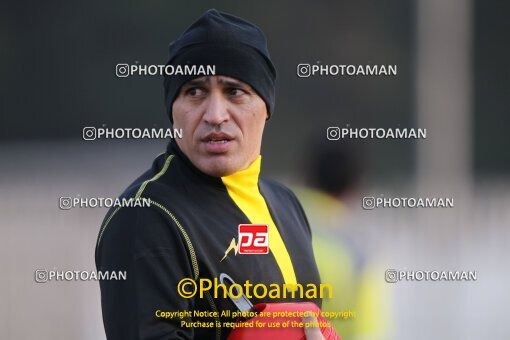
xmin=238 ymin=224 xmax=269 ymax=254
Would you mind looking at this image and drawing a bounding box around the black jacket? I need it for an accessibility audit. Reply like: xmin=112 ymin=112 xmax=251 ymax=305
xmin=95 ymin=140 xmax=321 ymax=339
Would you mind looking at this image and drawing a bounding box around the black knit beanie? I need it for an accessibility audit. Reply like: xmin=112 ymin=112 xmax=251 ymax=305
xmin=163 ymin=9 xmax=277 ymax=122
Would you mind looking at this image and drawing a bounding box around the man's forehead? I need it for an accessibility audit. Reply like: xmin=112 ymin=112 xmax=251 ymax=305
xmin=184 ymin=75 xmax=248 ymax=87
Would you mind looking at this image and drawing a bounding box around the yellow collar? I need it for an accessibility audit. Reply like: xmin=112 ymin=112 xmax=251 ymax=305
xmin=220 ymin=155 xmax=298 ymax=287
xmin=221 ymin=155 xmax=262 ymax=189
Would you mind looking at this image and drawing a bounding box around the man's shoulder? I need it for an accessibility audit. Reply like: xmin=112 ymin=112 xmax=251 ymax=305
xmin=114 ymin=152 xmax=182 ymax=205
xmin=259 ymin=177 xmax=312 ymax=236
xmin=259 ymin=177 xmax=300 ymax=202
xmin=95 ymin=153 xmax=183 ymax=257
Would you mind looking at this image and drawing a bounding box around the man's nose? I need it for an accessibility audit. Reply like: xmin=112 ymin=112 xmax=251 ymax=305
xmin=203 ymin=92 xmax=229 ymax=125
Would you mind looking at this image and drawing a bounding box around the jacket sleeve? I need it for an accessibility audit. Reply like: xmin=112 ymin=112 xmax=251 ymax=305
xmin=95 ymin=205 xmax=195 ymax=340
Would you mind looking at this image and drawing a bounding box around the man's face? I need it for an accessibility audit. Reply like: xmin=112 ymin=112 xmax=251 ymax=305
xmin=172 ymin=75 xmax=268 ymax=177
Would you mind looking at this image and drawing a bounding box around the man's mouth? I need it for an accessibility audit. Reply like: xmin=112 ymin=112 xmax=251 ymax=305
xmin=202 ymin=133 xmax=234 ymax=144
xmin=208 ymin=138 xmax=229 ymax=144
xmin=201 ymin=132 xmax=234 ymax=153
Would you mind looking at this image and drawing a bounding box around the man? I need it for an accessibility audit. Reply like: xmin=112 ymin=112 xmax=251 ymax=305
xmin=95 ymin=9 xmax=323 ymax=340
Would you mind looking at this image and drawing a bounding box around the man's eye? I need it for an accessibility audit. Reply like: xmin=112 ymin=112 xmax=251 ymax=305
xmin=186 ymin=87 xmax=205 ymax=96
xmin=228 ymin=88 xmax=246 ymax=96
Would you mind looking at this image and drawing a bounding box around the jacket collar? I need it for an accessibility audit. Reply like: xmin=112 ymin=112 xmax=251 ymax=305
xmin=166 ymin=139 xmax=261 ymax=188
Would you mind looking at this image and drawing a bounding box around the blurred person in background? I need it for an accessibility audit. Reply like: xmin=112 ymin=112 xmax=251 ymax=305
xmin=294 ymin=140 xmax=392 ymax=339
